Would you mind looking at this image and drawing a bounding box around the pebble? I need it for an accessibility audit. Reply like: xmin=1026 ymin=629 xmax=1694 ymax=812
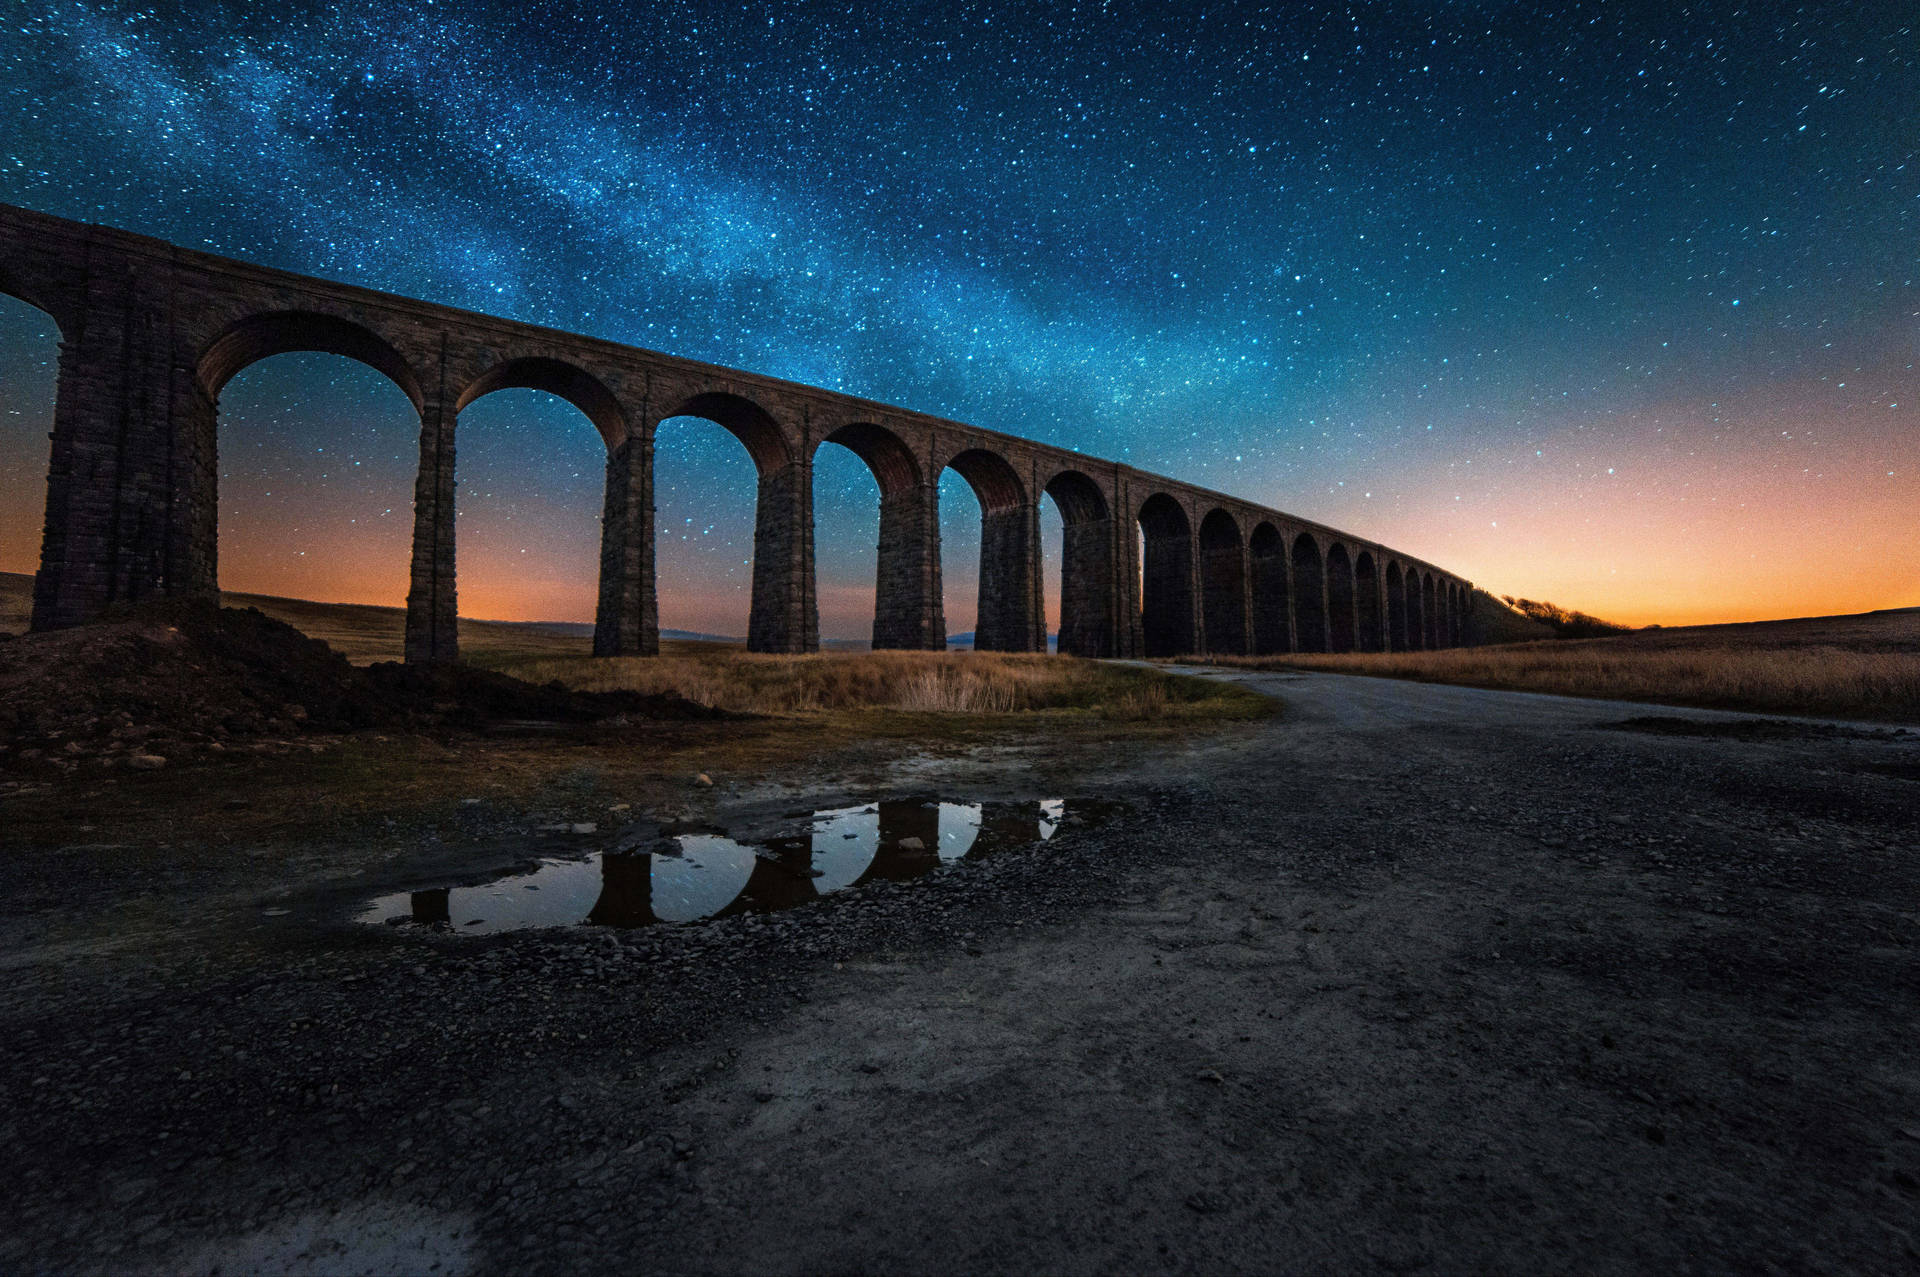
xmin=127 ymin=754 xmax=167 ymax=770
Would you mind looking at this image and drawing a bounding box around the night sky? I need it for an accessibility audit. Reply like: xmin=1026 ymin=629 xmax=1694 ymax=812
xmin=1 ymin=1 xmax=1914 ymax=635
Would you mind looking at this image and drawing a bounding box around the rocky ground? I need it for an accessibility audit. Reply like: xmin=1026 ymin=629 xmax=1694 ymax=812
xmin=2 ymin=668 xmax=1917 ymax=1274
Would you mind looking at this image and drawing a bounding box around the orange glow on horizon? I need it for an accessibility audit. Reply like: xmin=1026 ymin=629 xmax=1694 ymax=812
xmin=5 ymin=380 xmax=1913 ymax=633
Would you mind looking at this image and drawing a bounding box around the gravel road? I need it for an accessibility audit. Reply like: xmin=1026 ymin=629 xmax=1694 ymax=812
xmin=3 ymin=670 xmax=1917 ymax=1274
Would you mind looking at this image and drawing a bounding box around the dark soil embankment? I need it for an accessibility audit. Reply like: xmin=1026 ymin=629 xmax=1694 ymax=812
xmin=0 ymin=602 xmax=720 ymax=774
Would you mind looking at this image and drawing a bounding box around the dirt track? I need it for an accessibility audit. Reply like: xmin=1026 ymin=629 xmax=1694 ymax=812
xmin=3 ymin=670 xmax=1918 ymax=1274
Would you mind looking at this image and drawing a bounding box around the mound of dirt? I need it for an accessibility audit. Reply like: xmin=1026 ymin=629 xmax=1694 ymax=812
xmin=0 ymin=602 xmax=720 ymax=774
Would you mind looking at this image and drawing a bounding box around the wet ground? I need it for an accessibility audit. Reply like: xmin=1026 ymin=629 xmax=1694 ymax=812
xmin=2 ymin=669 xmax=1918 ymax=1274
xmin=358 ymin=797 xmax=1082 ymax=933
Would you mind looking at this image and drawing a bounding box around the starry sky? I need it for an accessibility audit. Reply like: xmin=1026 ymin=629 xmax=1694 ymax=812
xmin=1 ymin=0 xmax=1915 ymax=635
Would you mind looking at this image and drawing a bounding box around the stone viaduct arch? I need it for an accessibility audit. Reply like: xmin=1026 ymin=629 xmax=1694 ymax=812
xmin=1041 ymin=469 xmax=1114 ymax=658
xmin=1326 ymin=543 xmax=1357 ymax=654
xmin=1199 ymin=509 xmax=1249 ymax=656
xmin=1291 ymin=534 xmax=1327 ymax=654
xmin=1136 ymin=493 xmax=1195 ymax=659
xmin=1 ymin=205 xmax=1474 ymax=662
xmin=1397 ymin=564 xmax=1413 ymax=649
xmin=1248 ymin=523 xmax=1288 ymax=655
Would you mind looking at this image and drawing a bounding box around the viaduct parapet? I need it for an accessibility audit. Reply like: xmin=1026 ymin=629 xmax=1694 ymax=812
xmin=0 ymin=204 xmax=1473 ymax=662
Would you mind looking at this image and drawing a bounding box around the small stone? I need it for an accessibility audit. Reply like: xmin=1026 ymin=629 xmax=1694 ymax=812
xmin=127 ymin=754 xmax=167 ymax=770
xmin=897 ymin=836 xmax=925 ymax=851
xmin=1195 ymin=1069 xmax=1225 ymax=1085
xmin=692 ymin=773 xmax=713 ymax=788
xmin=571 ymin=822 xmax=597 ymax=834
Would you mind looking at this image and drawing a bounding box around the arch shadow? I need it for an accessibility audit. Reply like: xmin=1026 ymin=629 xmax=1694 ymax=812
xmin=1326 ymin=543 xmax=1356 ymax=653
xmin=1291 ymin=533 xmax=1326 ymax=653
xmin=1199 ymin=508 xmax=1247 ymax=655
xmin=197 ymin=311 xmax=424 ymax=409
xmin=654 ymin=391 xmax=805 ymax=652
xmin=1138 ymin=493 xmax=1194 ymax=658
xmin=659 ymin=391 xmax=793 ymax=474
xmin=1386 ymin=562 xmax=1407 ymax=650
xmin=944 ymin=448 xmax=1027 ymax=513
xmin=456 ymin=357 xmax=627 ymax=447
xmin=817 ymin=422 xmax=927 ymax=649
xmin=819 ymin=422 xmax=922 ymax=495
xmin=0 ymin=270 xmax=66 ymax=340
xmin=1045 ymin=470 xmax=1113 ymax=657
xmin=1405 ymin=567 xmax=1426 ymax=650
xmin=1249 ymin=522 xmax=1288 ymax=654
xmin=943 ymin=448 xmax=1037 ymax=651
xmin=1355 ymin=550 xmax=1382 ymax=652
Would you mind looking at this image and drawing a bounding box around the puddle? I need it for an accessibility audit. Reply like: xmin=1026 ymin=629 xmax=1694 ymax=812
xmin=359 ymin=797 xmax=1083 ymax=935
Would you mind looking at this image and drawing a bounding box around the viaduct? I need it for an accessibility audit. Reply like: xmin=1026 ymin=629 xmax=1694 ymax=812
xmin=0 ymin=204 xmax=1474 ymax=663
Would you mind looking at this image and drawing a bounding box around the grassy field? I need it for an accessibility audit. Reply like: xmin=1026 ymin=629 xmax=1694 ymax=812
xmin=1181 ymin=608 xmax=1920 ymax=723
xmin=1 ymin=570 xmax=1262 ymax=724
xmin=491 ymin=648 xmax=1248 ymax=720
xmin=1 ymin=570 xmax=1274 ymax=851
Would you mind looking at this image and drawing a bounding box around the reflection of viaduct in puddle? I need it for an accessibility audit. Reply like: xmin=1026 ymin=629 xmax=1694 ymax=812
xmin=364 ymin=798 xmax=1076 ymax=935
xmin=409 ymin=888 xmax=451 ymax=926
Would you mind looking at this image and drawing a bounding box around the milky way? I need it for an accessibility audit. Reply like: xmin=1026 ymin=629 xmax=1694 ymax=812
xmin=1 ymin=1 xmax=1914 ymax=633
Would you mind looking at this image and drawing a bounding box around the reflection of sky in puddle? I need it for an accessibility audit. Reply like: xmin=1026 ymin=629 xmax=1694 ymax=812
xmin=939 ymin=803 xmax=982 ymax=862
xmin=358 ymin=797 xmax=1079 ymax=935
xmin=810 ymin=805 xmax=879 ymax=892
xmin=651 ymin=835 xmax=759 ymax=922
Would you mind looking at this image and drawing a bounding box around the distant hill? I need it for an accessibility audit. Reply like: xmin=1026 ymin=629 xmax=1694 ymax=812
xmin=0 ymin=571 xmax=879 ymax=662
xmin=1468 ymin=590 xmax=1555 ymax=644
xmin=0 ymin=572 xmax=742 ymax=664
xmin=11 ymin=571 xmax=1905 ymax=661
xmin=945 ymin=632 xmax=1061 ymax=652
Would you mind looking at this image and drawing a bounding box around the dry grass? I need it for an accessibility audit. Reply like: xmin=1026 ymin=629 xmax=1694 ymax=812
xmin=489 ymin=647 xmax=1258 ymax=722
xmin=3 ymin=570 xmax=1263 ymax=723
xmin=1180 ymin=612 xmax=1920 ymax=723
